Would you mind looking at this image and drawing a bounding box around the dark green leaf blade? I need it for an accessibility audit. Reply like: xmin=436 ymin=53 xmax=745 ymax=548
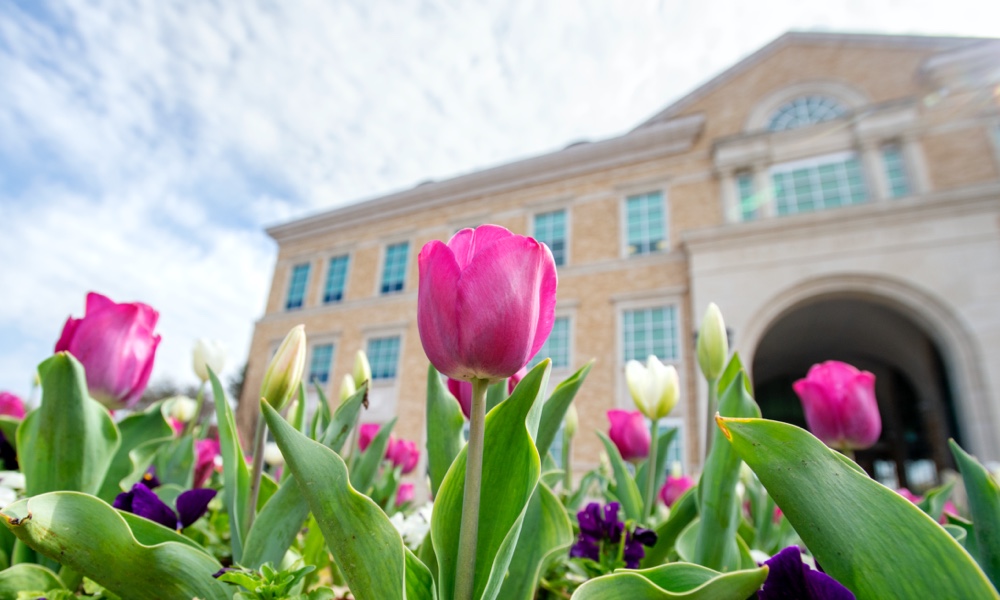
xmin=536 ymin=362 xmax=592 ymax=458
xmin=497 ymin=482 xmax=573 ymax=600
xmin=426 ymin=365 xmax=466 ymax=498
xmin=209 ymin=367 xmax=251 ymax=563
xmin=571 ymin=563 xmax=767 ymax=599
xmin=950 ymin=439 xmax=1000 ymax=588
xmin=596 ymin=431 xmax=644 ymax=523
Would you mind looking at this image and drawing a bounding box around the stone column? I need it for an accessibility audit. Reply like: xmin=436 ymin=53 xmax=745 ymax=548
xmin=719 ymin=168 xmax=738 ymax=223
xmin=902 ymin=135 xmax=931 ymax=195
xmin=753 ymin=163 xmax=774 ymax=218
xmin=861 ymin=141 xmax=889 ymax=202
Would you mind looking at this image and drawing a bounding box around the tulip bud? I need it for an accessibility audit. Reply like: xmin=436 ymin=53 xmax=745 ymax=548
xmin=792 ymin=360 xmax=881 ymax=451
xmin=193 ymin=339 xmax=227 ymax=383
xmin=260 ymin=325 xmax=307 ymax=411
xmin=564 ymin=404 xmax=579 ymax=439
xmin=607 ymin=409 xmax=650 ymax=463
xmin=353 ymin=350 xmax=372 ymax=388
xmin=339 ymin=374 xmax=357 ymax=402
xmin=696 ymin=303 xmax=728 ymax=382
xmin=0 ymin=392 xmax=26 ymax=420
xmin=625 ymin=355 xmax=679 ymax=420
xmin=396 ymin=483 xmax=415 ymax=507
xmin=166 ymin=395 xmax=198 ymax=423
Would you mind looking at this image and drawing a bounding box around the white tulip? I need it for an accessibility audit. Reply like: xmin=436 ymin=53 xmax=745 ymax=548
xmin=625 ymin=355 xmax=679 ymax=420
xmin=167 ymin=395 xmax=198 ymax=422
xmin=263 ymin=442 xmax=285 ymax=467
xmin=193 ymin=339 xmax=227 ymax=383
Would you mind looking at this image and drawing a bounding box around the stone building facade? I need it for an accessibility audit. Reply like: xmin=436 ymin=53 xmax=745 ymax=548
xmin=240 ymin=32 xmax=1000 ymax=492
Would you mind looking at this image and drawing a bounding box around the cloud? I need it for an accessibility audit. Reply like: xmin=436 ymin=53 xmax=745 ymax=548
xmin=0 ymin=0 xmax=998 ymax=397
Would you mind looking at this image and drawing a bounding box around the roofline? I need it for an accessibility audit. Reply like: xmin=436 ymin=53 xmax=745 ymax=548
xmin=267 ymin=113 xmax=705 ymax=243
xmin=634 ymin=30 xmax=988 ymax=130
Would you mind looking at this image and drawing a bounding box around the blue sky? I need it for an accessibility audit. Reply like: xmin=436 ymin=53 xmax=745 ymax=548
xmin=1 ymin=0 xmax=998 ymax=399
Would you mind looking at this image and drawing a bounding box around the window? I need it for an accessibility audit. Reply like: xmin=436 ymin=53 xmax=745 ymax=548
xmin=367 ymin=336 xmax=401 ymax=380
xmin=529 ymin=316 xmax=570 ymax=369
xmin=534 ymin=209 xmax=567 ymax=266
xmin=380 ymin=242 xmax=409 ymax=294
xmin=623 ymin=306 xmax=678 ymax=362
xmin=626 ymin=192 xmax=666 ymax=256
xmin=323 ymin=255 xmax=350 ymax=303
xmin=767 ymin=96 xmax=846 ymax=131
xmin=881 ymin=144 xmax=910 ymax=198
xmin=308 ymin=343 xmax=334 ymax=385
xmin=285 ymin=263 xmax=310 ymax=310
xmin=736 ymin=172 xmax=759 ymax=221
xmin=771 ymin=153 xmax=867 ymax=216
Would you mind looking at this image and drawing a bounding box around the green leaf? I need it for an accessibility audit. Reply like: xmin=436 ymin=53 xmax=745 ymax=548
xmin=485 ymin=380 xmax=507 ymax=414
xmin=1 ymin=492 xmax=230 ymax=600
xmin=0 ymin=564 xmax=66 ymax=599
xmin=260 ymin=401 xmax=411 ymax=600
xmin=153 ymin=434 xmax=196 ymax=489
xmin=641 ymin=486 xmax=699 ymax=568
xmin=951 ymin=439 xmax=1000 ymax=588
xmin=426 ymin=365 xmax=466 ymax=498
xmin=118 ymin=512 xmax=213 ymax=553
xmin=918 ymin=479 xmax=956 ymax=523
xmin=404 ymin=548 xmax=436 ymax=600
xmin=567 ymin=471 xmax=606 ymax=511
xmin=635 ymin=427 xmax=678 ymax=508
xmin=210 ymin=366 xmax=251 ymax=563
xmin=497 ymin=482 xmax=573 ymax=600
xmin=431 ymin=360 xmax=549 ymax=600
xmin=97 ymin=403 xmax=174 ymax=502
xmin=596 ymin=431 xmax=643 ymax=523
xmin=536 ymin=362 xmax=592 ymax=459
xmin=242 ymin=385 xmax=369 ymax=569
xmin=0 ymin=418 xmax=19 ymax=454
xmin=20 ymin=354 xmax=121 ymax=497
xmin=310 ymin=381 xmax=333 ymax=441
xmin=570 ymin=563 xmax=768 ymax=599
xmin=693 ymin=369 xmax=759 ymax=571
xmin=719 ymin=417 xmax=999 ymax=599
xmin=349 ymin=417 xmax=396 ymax=494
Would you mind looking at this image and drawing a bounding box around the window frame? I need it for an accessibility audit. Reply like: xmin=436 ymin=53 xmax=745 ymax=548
xmin=378 ymin=241 xmax=410 ymax=296
xmin=620 ymin=304 xmax=680 ymax=365
xmin=620 ymin=190 xmax=669 ymax=258
xmin=766 ymin=95 xmax=847 ymax=132
xmin=529 ymin=314 xmax=572 ymax=371
xmin=531 ymin=208 xmax=570 ymax=267
xmin=306 ymin=342 xmax=336 ymax=386
xmin=285 ymin=262 xmax=312 ymax=311
xmin=768 ymin=151 xmax=868 ymax=216
xmin=365 ymin=335 xmax=403 ymax=381
xmin=322 ymin=253 xmax=351 ymax=304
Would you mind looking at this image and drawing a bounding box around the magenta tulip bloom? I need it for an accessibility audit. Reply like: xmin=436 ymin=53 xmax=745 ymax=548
xmin=447 ymin=366 xmax=528 ymax=419
xmin=54 ymin=292 xmax=161 ymax=409
xmin=659 ymin=475 xmax=695 ymax=507
xmin=0 ymin=392 xmax=26 ymax=419
xmin=793 ymin=361 xmax=881 ymax=451
xmin=194 ymin=439 xmax=220 ymax=488
xmin=358 ymin=423 xmax=381 ymax=451
xmin=387 ymin=438 xmax=420 ymax=474
xmin=396 ymin=483 xmax=415 ymax=507
xmin=418 ymin=225 xmax=557 ymax=382
xmin=607 ymin=410 xmax=650 ymax=462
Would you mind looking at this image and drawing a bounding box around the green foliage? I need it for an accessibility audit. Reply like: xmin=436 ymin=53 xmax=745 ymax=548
xmin=0 ymin=564 xmax=66 ymax=599
xmin=596 ymin=432 xmax=643 ymax=523
xmin=210 ymin=367 xmax=251 ymax=563
xmin=950 ymin=439 xmax=1000 ymax=589
xmin=349 ymin=417 xmax=395 ymax=494
xmin=570 ymin=563 xmax=768 ymax=599
xmin=96 ymin=403 xmax=174 ymax=502
xmin=425 ymin=365 xmax=465 ymax=498
xmin=216 ymin=563 xmax=329 ymax=600
xmin=641 ymin=486 xmax=698 ymax=568
xmin=497 ymin=482 xmax=573 ymax=600
xmin=720 ymin=417 xmax=999 ymax=599
xmin=535 ymin=362 xmax=592 ymax=459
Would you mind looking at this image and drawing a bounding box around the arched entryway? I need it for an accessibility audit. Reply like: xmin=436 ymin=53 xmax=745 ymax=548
xmin=751 ymin=295 xmax=961 ymax=491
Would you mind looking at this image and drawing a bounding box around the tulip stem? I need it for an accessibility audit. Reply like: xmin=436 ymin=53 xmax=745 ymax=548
xmin=644 ymin=417 xmax=659 ymax=521
xmin=704 ymin=379 xmax=719 ymax=463
xmin=245 ymin=411 xmax=267 ymax=533
xmin=562 ymin=434 xmax=573 ymax=493
xmin=184 ymin=382 xmax=206 ymax=439
xmin=455 ymin=378 xmax=489 ymax=600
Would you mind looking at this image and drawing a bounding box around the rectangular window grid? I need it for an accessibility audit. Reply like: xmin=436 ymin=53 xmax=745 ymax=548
xmin=367 ymin=336 xmax=401 ymax=380
xmin=626 ymin=192 xmax=666 ymax=256
xmin=285 ymin=263 xmax=310 ymax=310
xmin=323 ymin=255 xmax=350 ymax=304
xmin=736 ymin=172 xmax=759 ymax=221
xmin=380 ymin=242 xmax=409 ymax=294
xmin=771 ymin=155 xmax=867 ymax=216
xmin=881 ymin=144 xmax=910 ymax=198
xmin=308 ymin=343 xmax=334 ymax=385
xmin=534 ymin=209 xmax=567 ymax=266
xmin=623 ymin=306 xmax=678 ymax=362
xmin=529 ymin=316 xmax=570 ymax=369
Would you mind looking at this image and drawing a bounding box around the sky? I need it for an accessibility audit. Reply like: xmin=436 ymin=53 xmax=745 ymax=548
xmin=1 ymin=0 xmax=998 ymax=399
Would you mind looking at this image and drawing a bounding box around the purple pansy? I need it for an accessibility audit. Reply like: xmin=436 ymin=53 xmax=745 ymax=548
xmin=758 ymin=546 xmax=855 ymax=599
xmin=569 ymin=501 xmax=657 ymax=569
xmin=114 ymin=482 xmax=217 ymax=531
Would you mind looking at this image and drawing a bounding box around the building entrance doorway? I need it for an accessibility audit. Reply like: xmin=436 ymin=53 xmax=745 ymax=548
xmin=751 ymin=296 xmax=961 ymax=491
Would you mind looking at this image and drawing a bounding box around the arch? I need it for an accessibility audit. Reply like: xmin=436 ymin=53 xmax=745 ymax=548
xmin=745 ymin=80 xmax=869 ymax=132
xmin=740 ymin=273 xmax=994 ymax=461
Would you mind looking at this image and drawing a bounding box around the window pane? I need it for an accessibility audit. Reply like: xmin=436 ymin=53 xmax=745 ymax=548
xmin=534 ymin=209 xmax=567 ymax=266
xmin=770 ymin=154 xmax=869 ymax=216
xmin=367 ymin=336 xmax=401 ymax=380
xmin=736 ymin=172 xmax=758 ymax=221
xmin=767 ymin=96 xmax=846 ymax=131
xmin=530 ymin=316 xmax=570 ymax=368
xmin=308 ymin=343 xmax=334 ymax=384
xmin=323 ymin=255 xmax=350 ymax=304
xmin=625 ymin=192 xmax=666 ymax=256
xmin=882 ymin=144 xmax=910 ymax=198
xmin=623 ymin=306 xmax=678 ymax=362
xmin=380 ymin=242 xmax=409 ymax=295
xmin=285 ymin=263 xmax=311 ymax=310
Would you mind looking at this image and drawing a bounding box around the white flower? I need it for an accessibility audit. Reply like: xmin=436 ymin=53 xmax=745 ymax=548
xmin=193 ymin=339 xmax=227 ymax=383
xmin=263 ymin=442 xmax=284 ymax=467
xmin=625 ymin=355 xmax=679 ymax=420
xmin=167 ymin=395 xmax=199 ymax=423
xmin=390 ymin=502 xmax=433 ymax=550
xmin=0 ymin=471 xmax=25 ymax=509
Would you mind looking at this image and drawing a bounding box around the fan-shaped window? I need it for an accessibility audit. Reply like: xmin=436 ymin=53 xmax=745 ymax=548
xmin=767 ymin=96 xmax=846 ymax=131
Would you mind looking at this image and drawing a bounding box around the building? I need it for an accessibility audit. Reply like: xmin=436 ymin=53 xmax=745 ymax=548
xmin=240 ymin=31 xmax=1000 ymax=492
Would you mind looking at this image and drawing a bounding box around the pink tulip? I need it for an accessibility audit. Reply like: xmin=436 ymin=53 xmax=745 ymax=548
xmin=358 ymin=423 xmax=381 ymax=452
xmin=386 ymin=438 xmax=420 ymax=474
xmin=607 ymin=410 xmax=650 ymax=462
xmin=417 ymin=225 xmax=557 ymax=383
xmin=0 ymin=392 xmax=26 ymax=419
xmin=792 ymin=361 xmax=881 ymax=451
xmin=447 ymin=366 xmax=528 ymax=419
xmin=194 ymin=438 xmax=220 ymax=488
xmin=54 ymin=292 xmax=161 ymax=409
xmin=659 ymin=475 xmax=694 ymax=507
xmin=396 ymin=483 xmax=415 ymax=507
xmin=169 ymin=418 xmax=185 ymax=436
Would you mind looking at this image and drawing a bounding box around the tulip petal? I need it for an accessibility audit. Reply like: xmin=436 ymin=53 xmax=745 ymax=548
xmin=447 ymin=225 xmax=514 ymax=269
xmin=54 ymin=317 xmax=81 ymax=353
xmin=417 ymin=241 xmax=463 ymax=379
xmin=447 ymin=378 xmax=473 ymax=419
xmin=176 ymin=488 xmax=218 ymax=529
xmin=129 ymin=483 xmax=179 ymax=530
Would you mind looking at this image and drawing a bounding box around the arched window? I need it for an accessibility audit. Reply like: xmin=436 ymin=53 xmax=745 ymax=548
xmin=767 ymin=96 xmax=846 ymax=131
